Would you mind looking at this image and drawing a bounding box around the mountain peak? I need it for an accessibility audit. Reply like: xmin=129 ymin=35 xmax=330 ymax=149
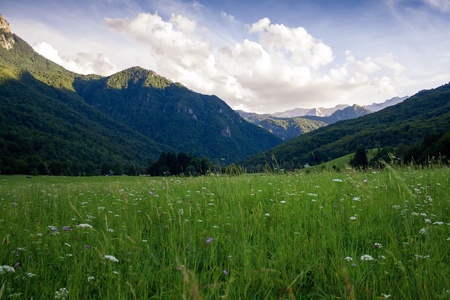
xmin=105 ymin=66 xmax=173 ymax=89
xmin=0 ymin=15 xmax=15 ymax=50
xmin=0 ymin=15 xmax=12 ymax=34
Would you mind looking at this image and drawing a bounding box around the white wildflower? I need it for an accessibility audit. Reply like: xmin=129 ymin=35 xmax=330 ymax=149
xmin=350 ymin=216 xmax=357 ymax=221
xmin=77 ymin=223 xmax=93 ymax=229
xmin=344 ymin=256 xmax=353 ymax=261
xmin=360 ymin=254 xmax=374 ymax=261
xmin=104 ymin=255 xmax=119 ymax=263
xmin=433 ymin=221 xmax=444 ymax=225
xmin=54 ymin=287 xmax=68 ymax=300
xmin=381 ymin=294 xmax=391 ymax=298
xmin=0 ymin=265 xmax=15 ymax=274
xmin=419 ymin=228 xmax=427 ymax=235
xmin=352 ymin=197 xmax=361 ymax=201
xmin=332 ymin=178 xmax=343 ymax=182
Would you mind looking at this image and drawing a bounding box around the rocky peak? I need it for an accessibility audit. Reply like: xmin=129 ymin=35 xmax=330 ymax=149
xmin=0 ymin=15 xmax=15 ymax=50
xmin=0 ymin=15 xmax=12 ymax=33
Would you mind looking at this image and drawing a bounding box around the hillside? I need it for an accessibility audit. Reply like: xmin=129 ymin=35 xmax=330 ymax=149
xmin=0 ymin=16 xmax=281 ymax=175
xmin=242 ymin=83 xmax=450 ymax=171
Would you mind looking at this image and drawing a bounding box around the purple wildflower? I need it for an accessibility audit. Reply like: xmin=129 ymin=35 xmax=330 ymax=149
xmin=84 ymin=245 xmax=90 ymax=250
xmin=206 ymin=237 xmax=213 ymax=244
xmin=223 ymin=269 xmax=229 ymax=275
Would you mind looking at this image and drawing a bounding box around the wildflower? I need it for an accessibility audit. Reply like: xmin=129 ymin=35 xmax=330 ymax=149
xmin=351 ymin=262 xmax=357 ymax=267
xmin=54 ymin=287 xmax=68 ymax=300
xmin=360 ymin=254 xmax=374 ymax=261
xmin=84 ymin=245 xmax=90 ymax=250
xmin=381 ymin=294 xmax=391 ymax=298
xmin=223 ymin=269 xmax=229 ymax=275
xmin=349 ymin=216 xmax=357 ymax=221
xmin=0 ymin=265 xmax=15 ymax=274
xmin=64 ymin=243 xmax=71 ymax=247
xmin=106 ymin=228 xmax=115 ymax=232
xmin=373 ymin=243 xmax=382 ymax=249
xmin=332 ymin=178 xmax=343 ymax=182
xmin=264 ymin=213 xmax=270 ymax=217
xmin=433 ymin=221 xmax=444 ymax=225
xmin=352 ymin=197 xmax=361 ymax=201
xmin=206 ymin=237 xmax=213 ymax=244
xmin=104 ymin=255 xmax=119 ymax=263
xmin=280 ymin=200 xmax=286 ymax=204
xmin=62 ymin=226 xmax=71 ymax=231
xmin=419 ymin=228 xmax=426 ymax=235
xmin=77 ymin=223 xmax=92 ymax=229
xmin=344 ymin=256 xmax=353 ymax=261
xmin=26 ymin=272 xmax=36 ymax=277
xmin=87 ymin=276 xmax=95 ymax=282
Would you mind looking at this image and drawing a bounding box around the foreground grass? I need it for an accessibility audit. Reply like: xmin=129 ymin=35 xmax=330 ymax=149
xmin=0 ymin=167 xmax=449 ymax=299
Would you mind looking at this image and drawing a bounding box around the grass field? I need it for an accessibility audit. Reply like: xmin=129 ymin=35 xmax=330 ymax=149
xmin=0 ymin=166 xmax=449 ymax=299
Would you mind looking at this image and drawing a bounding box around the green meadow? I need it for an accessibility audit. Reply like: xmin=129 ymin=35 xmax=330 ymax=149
xmin=0 ymin=166 xmax=449 ymax=299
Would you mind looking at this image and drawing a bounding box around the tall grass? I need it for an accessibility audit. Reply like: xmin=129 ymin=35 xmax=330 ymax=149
xmin=0 ymin=166 xmax=449 ymax=299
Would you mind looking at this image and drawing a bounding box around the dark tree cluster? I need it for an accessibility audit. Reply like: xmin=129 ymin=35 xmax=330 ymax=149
xmin=146 ymin=152 xmax=214 ymax=176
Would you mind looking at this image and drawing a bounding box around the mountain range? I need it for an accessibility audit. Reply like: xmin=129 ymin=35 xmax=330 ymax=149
xmin=1 ymin=14 xmax=449 ymax=175
xmin=238 ymin=97 xmax=409 ymax=140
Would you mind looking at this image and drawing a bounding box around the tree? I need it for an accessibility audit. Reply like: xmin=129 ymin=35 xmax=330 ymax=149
xmin=351 ymin=145 xmax=368 ymax=169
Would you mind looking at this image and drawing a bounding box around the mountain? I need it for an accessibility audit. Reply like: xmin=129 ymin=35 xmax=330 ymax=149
xmin=0 ymin=15 xmax=281 ymax=175
xmin=237 ymin=111 xmax=327 ymax=140
xmin=364 ymin=96 xmax=409 ymax=112
xmin=239 ymin=104 xmax=370 ymax=140
xmin=272 ymin=97 xmax=408 ymax=118
xmin=273 ymin=104 xmax=348 ymax=118
xmin=242 ymin=83 xmax=450 ymax=171
xmin=0 ymin=20 xmax=175 ymax=175
xmin=73 ymin=67 xmax=281 ymax=163
xmin=303 ymin=104 xmax=371 ymax=124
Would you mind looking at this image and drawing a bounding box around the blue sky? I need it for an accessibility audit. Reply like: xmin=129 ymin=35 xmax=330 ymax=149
xmin=2 ymin=0 xmax=450 ymax=113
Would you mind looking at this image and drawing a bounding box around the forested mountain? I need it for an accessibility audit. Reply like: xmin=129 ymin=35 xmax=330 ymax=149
xmin=242 ymin=83 xmax=450 ymax=171
xmin=0 ymin=16 xmax=281 ymax=175
xmin=0 ymin=25 xmax=175 ymax=175
xmin=73 ymin=67 xmax=281 ymax=163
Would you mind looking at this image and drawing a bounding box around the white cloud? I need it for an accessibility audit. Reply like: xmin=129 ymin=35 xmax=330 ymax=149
xmin=102 ymin=12 xmax=414 ymax=113
xmin=424 ymin=0 xmax=450 ymax=11
xmin=249 ymin=18 xmax=334 ymax=69
xmin=33 ymin=42 xmax=117 ymax=75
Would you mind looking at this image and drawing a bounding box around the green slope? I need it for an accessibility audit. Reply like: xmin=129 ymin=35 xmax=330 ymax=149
xmin=242 ymin=83 xmax=450 ymax=170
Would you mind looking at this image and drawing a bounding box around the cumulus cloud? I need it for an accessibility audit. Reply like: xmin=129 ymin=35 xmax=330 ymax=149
xmin=103 ymin=12 xmax=407 ymax=113
xmin=33 ymin=42 xmax=117 ymax=75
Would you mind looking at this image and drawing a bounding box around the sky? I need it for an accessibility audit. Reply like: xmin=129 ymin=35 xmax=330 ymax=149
xmin=2 ymin=0 xmax=450 ymax=113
